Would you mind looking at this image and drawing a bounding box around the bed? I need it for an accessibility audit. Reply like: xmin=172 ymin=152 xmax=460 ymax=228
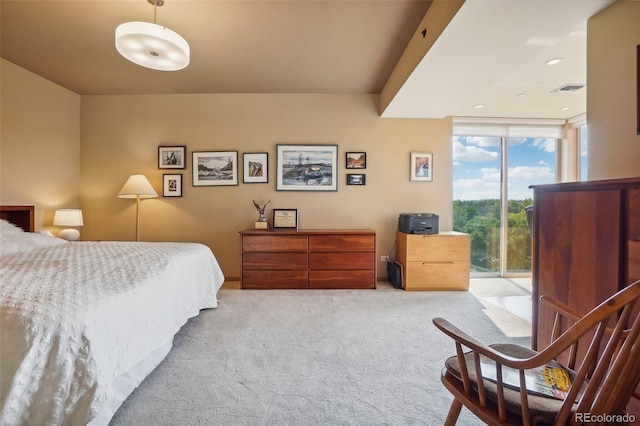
xmin=0 ymin=206 xmax=225 ymax=425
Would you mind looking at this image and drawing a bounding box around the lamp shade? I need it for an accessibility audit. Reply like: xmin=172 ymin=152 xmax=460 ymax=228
xmin=117 ymin=175 xmax=158 ymax=199
xmin=115 ymin=21 xmax=190 ymax=71
xmin=53 ymin=209 xmax=84 ymax=227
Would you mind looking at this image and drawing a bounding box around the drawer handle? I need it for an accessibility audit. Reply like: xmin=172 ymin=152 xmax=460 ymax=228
xmin=422 ymin=261 xmax=455 ymax=265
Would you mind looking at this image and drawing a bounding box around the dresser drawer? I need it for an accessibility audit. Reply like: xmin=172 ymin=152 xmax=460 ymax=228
xmin=309 ymin=270 xmax=375 ymax=289
xmin=242 ymin=235 xmax=308 ymax=252
xmin=243 ymin=252 xmax=307 ymax=270
xmin=403 ymin=261 xmax=469 ymax=291
xmin=308 ymin=252 xmax=374 ymax=270
xmin=242 ymin=270 xmax=308 ymax=289
xmin=309 ymin=234 xmax=374 ymax=252
xmin=240 ymin=229 xmax=376 ymax=289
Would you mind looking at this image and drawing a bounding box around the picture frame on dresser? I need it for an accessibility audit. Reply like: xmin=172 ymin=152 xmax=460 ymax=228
xmin=410 ymin=152 xmax=433 ymax=182
xmin=192 ymin=151 xmax=238 ymax=186
xmin=272 ymin=208 xmax=298 ymax=229
xmin=276 ymin=144 xmax=338 ymax=191
xmin=158 ymin=146 xmax=186 ymax=169
xmin=243 ymin=152 xmax=268 ymax=183
xmin=162 ymin=174 xmax=182 ymax=197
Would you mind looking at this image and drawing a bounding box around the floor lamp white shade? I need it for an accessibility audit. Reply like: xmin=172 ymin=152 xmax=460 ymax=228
xmin=53 ymin=209 xmax=84 ymax=241
xmin=117 ymin=174 xmax=158 ymax=241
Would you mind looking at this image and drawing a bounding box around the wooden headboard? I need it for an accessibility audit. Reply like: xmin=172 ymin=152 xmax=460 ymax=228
xmin=0 ymin=206 xmax=35 ymax=232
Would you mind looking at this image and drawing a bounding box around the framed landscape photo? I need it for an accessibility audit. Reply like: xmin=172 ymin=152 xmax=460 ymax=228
xmin=162 ymin=174 xmax=183 ymax=197
xmin=410 ymin=152 xmax=433 ymax=182
xmin=192 ymin=151 xmax=238 ymax=186
xmin=158 ymin=146 xmax=186 ymax=169
xmin=276 ymin=144 xmax=338 ymax=191
xmin=243 ymin=152 xmax=268 ymax=183
xmin=346 ymin=173 xmax=366 ymax=185
xmin=345 ymin=152 xmax=366 ymax=169
xmin=272 ymin=208 xmax=298 ymax=229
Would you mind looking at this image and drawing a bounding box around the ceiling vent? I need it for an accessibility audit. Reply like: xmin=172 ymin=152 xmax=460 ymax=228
xmin=551 ymin=83 xmax=585 ymax=93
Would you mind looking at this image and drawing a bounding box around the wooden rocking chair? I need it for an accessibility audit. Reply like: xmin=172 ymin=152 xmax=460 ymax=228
xmin=433 ymin=280 xmax=640 ymax=425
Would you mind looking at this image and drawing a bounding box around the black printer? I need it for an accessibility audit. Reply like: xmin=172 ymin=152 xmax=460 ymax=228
xmin=398 ymin=213 xmax=439 ymax=234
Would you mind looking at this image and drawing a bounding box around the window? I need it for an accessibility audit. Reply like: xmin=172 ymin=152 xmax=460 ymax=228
xmin=453 ymin=119 xmax=561 ymax=277
xmin=579 ymin=124 xmax=588 ymax=181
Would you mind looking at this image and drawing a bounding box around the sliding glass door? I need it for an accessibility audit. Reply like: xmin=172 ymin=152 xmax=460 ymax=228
xmin=452 ymin=136 xmax=502 ymax=274
xmin=453 ymin=133 xmax=556 ymax=277
xmin=504 ymin=137 xmax=555 ymax=274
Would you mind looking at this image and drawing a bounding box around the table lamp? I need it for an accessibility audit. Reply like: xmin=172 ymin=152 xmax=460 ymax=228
xmin=117 ymin=174 xmax=158 ymax=241
xmin=53 ymin=209 xmax=84 ymax=241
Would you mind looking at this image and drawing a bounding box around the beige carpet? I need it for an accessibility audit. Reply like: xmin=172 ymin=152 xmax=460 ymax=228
xmin=110 ymin=279 xmax=531 ymax=425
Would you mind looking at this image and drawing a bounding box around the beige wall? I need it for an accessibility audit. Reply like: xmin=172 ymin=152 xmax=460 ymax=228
xmin=0 ymin=59 xmax=81 ymax=230
xmin=80 ymin=94 xmax=453 ymax=279
xmin=587 ymin=1 xmax=640 ymax=180
xmin=6 ymin=0 xmax=637 ymax=279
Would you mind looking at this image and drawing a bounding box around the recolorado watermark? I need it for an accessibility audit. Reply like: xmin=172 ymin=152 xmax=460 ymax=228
xmin=574 ymin=413 xmax=636 ymax=423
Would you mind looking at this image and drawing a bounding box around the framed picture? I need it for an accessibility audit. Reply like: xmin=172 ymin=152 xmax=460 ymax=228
xmin=192 ymin=151 xmax=238 ymax=186
xmin=276 ymin=144 xmax=338 ymax=191
xmin=346 ymin=173 xmax=366 ymax=185
xmin=346 ymin=152 xmax=366 ymax=169
xmin=243 ymin=152 xmax=268 ymax=183
xmin=162 ymin=174 xmax=183 ymax=197
xmin=158 ymin=146 xmax=186 ymax=169
xmin=410 ymin=152 xmax=433 ymax=182
xmin=272 ymin=208 xmax=298 ymax=229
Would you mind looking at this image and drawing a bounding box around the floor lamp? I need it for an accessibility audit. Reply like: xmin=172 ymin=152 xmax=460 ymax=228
xmin=117 ymin=174 xmax=158 ymax=241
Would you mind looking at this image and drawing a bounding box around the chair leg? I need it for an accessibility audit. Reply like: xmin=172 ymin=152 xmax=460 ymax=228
xmin=444 ymin=399 xmax=463 ymax=426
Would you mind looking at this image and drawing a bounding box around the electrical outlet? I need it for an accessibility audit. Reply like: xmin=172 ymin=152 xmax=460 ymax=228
xmin=380 ymin=256 xmax=390 ymax=262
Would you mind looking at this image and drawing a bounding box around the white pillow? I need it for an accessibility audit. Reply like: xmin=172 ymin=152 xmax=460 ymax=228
xmin=0 ymin=219 xmax=26 ymax=236
xmin=0 ymin=219 xmax=68 ymax=255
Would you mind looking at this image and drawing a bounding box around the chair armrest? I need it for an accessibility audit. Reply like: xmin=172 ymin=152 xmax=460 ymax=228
xmin=541 ymin=294 xmax=629 ymax=339
xmin=433 ymin=318 xmax=540 ymax=368
xmin=539 ymin=295 xmax=582 ymax=322
xmin=433 ymin=317 xmax=570 ymax=370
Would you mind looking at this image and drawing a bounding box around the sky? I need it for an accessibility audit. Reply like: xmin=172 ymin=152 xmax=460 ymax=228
xmin=452 ymin=136 xmax=557 ymax=201
xmin=281 ymin=148 xmax=335 ymax=165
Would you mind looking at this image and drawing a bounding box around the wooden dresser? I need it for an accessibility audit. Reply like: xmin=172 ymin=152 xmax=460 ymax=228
xmin=240 ymin=229 xmax=376 ymax=289
xmin=396 ymin=231 xmax=470 ymax=291
xmin=531 ymin=177 xmax=640 ymax=416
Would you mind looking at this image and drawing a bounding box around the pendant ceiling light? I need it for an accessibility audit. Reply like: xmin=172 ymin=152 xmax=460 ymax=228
xmin=115 ymin=0 xmax=190 ymax=71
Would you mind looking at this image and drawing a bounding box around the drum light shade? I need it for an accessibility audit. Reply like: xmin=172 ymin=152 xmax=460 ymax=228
xmin=115 ymin=21 xmax=190 ymax=71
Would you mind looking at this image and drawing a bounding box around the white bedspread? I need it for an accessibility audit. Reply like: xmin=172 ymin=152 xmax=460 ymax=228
xmin=0 ymin=239 xmax=224 ymax=426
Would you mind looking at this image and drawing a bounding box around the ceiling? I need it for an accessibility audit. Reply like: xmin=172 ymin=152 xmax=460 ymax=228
xmin=0 ymin=0 xmax=616 ymax=120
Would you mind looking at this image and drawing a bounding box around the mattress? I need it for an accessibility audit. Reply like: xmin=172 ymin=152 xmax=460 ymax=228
xmin=0 ymin=221 xmax=225 ymax=425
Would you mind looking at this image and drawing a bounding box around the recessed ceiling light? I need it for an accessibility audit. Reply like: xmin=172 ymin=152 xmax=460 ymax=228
xmin=546 ymin=58 xmax=562 ymax=65
xmin=474 ymin=104 xmax=484 ymax=109
xmin=560 ymin=106 xmax=571 ymax=111
xmin=516 ymin=93 xmax=527 ymax=98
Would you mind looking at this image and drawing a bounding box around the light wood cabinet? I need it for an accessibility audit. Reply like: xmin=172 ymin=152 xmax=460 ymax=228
xmin=396 ymin=231 xmax=470 ymax=291
xmin=240 ymin=229 xmax=376 ymax=289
